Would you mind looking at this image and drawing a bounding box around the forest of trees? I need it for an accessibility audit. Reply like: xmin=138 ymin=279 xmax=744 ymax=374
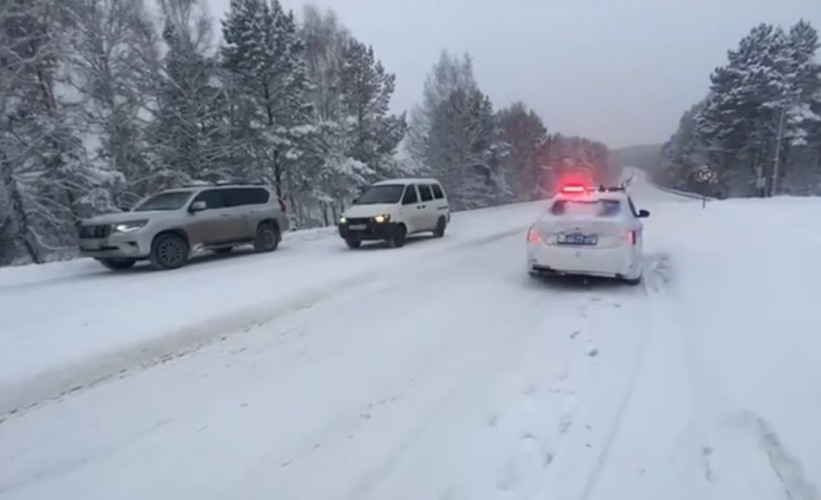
xmin=0 ymin=0 xmax=609 ymax=266
xmin=655 ymin=20 xmax=821 ymax=197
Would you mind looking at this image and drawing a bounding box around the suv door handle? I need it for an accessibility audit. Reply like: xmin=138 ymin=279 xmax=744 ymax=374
xmin=418 ymin=205 xmax=426 ymax=209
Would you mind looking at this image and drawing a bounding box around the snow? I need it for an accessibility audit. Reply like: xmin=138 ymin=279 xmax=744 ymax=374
xmin=1 ymin=178 xmax=820 ymax=500
xmin=0 ymin=203 xmax=537 ymax=415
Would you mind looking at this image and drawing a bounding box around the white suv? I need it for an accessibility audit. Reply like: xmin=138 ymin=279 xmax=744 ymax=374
xmin=338 ymin=178 xmax=450 ymax=248
xmin=77 ymin=184 xmax=289 ymax=270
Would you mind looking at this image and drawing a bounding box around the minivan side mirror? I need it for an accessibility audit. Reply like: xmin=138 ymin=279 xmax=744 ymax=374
xmin=189 ymin=200 xmax=207 ymax=212
xmin=638 ymin=209 xmax=650 ymax=218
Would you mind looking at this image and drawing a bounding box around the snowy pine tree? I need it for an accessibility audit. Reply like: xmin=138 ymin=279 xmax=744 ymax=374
xmin=655 ymin=102 xmax=710 ymax=190
xmin=148 ymin=0 xmax=230 ymax=188
xmin=1 ymin=0 xmax=116 ymax=263
xmin=297 ymin=6 xmax=406 ymax=225
xmin=407 ymin=51 xmax=477 ymax=165
xmin=426 ymin=86 xmax=507 ymax=209
xmin=221 ymin=0 xmax=313 ymax=207
xmin=339 ymin=38 xmax=406 ymax=180
xmin=694 ymin=21 xmax=821 ymax=196
xmin=62 ymin=0 xmax=159 ymax=208
xmin=497 ymin=102 xmax=547 ymax=200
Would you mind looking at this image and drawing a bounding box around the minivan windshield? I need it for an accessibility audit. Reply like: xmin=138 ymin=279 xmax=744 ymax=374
xmin=355 ymin=184 xmax=405 ymax=205
xmin=133 ymin=191 xmax=194 ymax=212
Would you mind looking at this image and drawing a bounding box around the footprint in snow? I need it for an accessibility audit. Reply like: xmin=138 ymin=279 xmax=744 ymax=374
xmin=488 ymin=414 xmax=500 ymax=428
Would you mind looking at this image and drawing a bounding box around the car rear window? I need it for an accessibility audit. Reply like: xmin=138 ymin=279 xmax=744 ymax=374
xmin=549 ymin=199 xmax=622 ymax=217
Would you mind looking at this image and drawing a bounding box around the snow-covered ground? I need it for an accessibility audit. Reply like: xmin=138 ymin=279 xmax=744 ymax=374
xmin=1 ymin=180 xmax=819 ymax=500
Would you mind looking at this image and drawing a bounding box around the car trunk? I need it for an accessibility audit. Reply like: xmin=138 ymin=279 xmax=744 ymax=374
xmin=534 ymin=216 xmax=630 ymax=249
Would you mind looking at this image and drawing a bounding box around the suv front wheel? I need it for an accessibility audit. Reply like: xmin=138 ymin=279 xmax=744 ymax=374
xmin=150 ymin=233 xmax=190 ymax=270
xmin=254 ymin=222 xmax=280 ymax=252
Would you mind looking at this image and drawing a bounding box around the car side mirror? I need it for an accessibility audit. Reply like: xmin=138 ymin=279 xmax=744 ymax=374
xmin=638 ymin=209 xmax=650 ymax=218
xmin=189 ymin=200 xmax=207 ymax=212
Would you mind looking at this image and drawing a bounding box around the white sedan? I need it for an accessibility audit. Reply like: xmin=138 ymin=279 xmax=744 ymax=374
xmin=526 ymin=184 xmax=650 ymax=285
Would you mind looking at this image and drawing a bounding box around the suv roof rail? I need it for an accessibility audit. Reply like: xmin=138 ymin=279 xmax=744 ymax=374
xmin=175 ymin=181 xmax=270 ymax=189
xmin=213 ymin=180 xmax=268 ymax=186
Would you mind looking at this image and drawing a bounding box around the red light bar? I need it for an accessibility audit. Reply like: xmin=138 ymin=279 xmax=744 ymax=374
xmin=560 ymin=184 xmax=587 ymax=193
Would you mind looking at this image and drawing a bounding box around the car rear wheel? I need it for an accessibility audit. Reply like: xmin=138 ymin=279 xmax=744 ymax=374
xmin=388 ymin=224 xmax=407 ymax=248
xmin=254 ymin=223 xmax=280 ymax=252
xmin=97 ymin=258 xmax=136 ymax=271
xmin=433 ymin=217 xmax=447 ymax=238
xmin=150 ymin=233 xmax=190 ymax=270
xmin=345 ymin=237 xmax=361 ymax=249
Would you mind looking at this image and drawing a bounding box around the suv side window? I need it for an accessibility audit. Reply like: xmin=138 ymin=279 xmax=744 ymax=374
xmin=249 ymin=188 xmax=270 ymax=205
xmin=419 ymin=184 xmax=434 ymax=202
xmin=192 ymin=189 xmax=224 ymax=209
xmin=402 ymin=185 xmax=419 ymax=205
xmin=220 ymin=188 xmax=250 ymax=208
xmin=431 ymin=184 xmax=445 ymax=200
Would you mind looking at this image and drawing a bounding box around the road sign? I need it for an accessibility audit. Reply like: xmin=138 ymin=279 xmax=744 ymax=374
xmin=696 ymin=166 xmax=714 ymax=182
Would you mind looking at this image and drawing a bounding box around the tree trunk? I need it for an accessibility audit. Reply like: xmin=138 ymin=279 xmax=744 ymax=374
xmin=2 ymin=164 xmax=41 ymax=264
xmin=321 ymin=202 xmax=330 ymax=227
xmin=272 ymin=149 xmax=285 ymax=212
xmin=331 ymin=203 xmax=339 ymax=224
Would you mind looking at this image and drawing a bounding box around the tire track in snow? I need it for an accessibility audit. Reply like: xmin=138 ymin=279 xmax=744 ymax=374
xmin=730 ymin=411 xmax=820 ymax=500
xmin=478 ymin=253 xmax=668 ymax=500
xmin=0 ymin=226 xmax=528 ymax=421
xmin=563 ymin=258 xmax=668 ymax=500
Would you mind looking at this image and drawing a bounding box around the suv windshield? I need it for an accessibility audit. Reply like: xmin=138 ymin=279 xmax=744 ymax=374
xmin=133 ymin=191 xmax=194 ymax=212
xmin=355 ymin=184 xmax=405 ymax=205
xmin=550 ymin=199 xmax=621 ymax=217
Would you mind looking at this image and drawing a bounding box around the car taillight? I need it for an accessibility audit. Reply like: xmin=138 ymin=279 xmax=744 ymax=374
xmin=560 ymin=184 xmax=587 ymax=194
xmin=628 ymin=230 xmax=637 ymax=245
xmin=527 ymin=227 xmax=542 ymax=243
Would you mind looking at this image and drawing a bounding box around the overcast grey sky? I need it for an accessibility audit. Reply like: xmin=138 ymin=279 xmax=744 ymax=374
xmin=206 ymin=0 xmax=821 ymax=148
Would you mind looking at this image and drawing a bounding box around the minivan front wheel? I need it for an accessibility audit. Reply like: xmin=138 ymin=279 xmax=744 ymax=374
xmin=389 ymin=224 xmax=407 ymax=248
xmin=150 ymin=233 xmax=190 ymax=270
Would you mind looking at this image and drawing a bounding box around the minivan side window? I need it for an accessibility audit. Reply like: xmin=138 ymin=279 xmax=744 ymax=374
xmin=402 ymin=185 xmax=419 ymax=205
xmin=192 ymin=189 xmax=223 ymax=209
xmin=431 ymin=184 xmax=445 ymax=200
xmin=419 ymin=184 xmax=433 ymax=202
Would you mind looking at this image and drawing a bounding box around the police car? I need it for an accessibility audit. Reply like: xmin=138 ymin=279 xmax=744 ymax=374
xmin=526 ymin=184 xmax=650 ymax=285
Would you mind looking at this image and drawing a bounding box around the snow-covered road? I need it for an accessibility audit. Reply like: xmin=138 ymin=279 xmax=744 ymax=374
xmin=1 ymin=180 xmax=819 ymax=500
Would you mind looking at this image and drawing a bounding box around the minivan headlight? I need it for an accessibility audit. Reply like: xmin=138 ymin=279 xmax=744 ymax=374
xmin=113 ymin=220 xmax=148 ymax=233
xmin=373 ymin=214 xmax=390 ymax=224
xmin=339 ymin=217 xmax=347 ymax=224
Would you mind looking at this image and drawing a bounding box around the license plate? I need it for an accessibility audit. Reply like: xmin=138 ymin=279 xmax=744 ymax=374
xmin=558 ymin=233 xmax=598 ymax=245
xmin=349 ymin=224 xmax=367 ymax=231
